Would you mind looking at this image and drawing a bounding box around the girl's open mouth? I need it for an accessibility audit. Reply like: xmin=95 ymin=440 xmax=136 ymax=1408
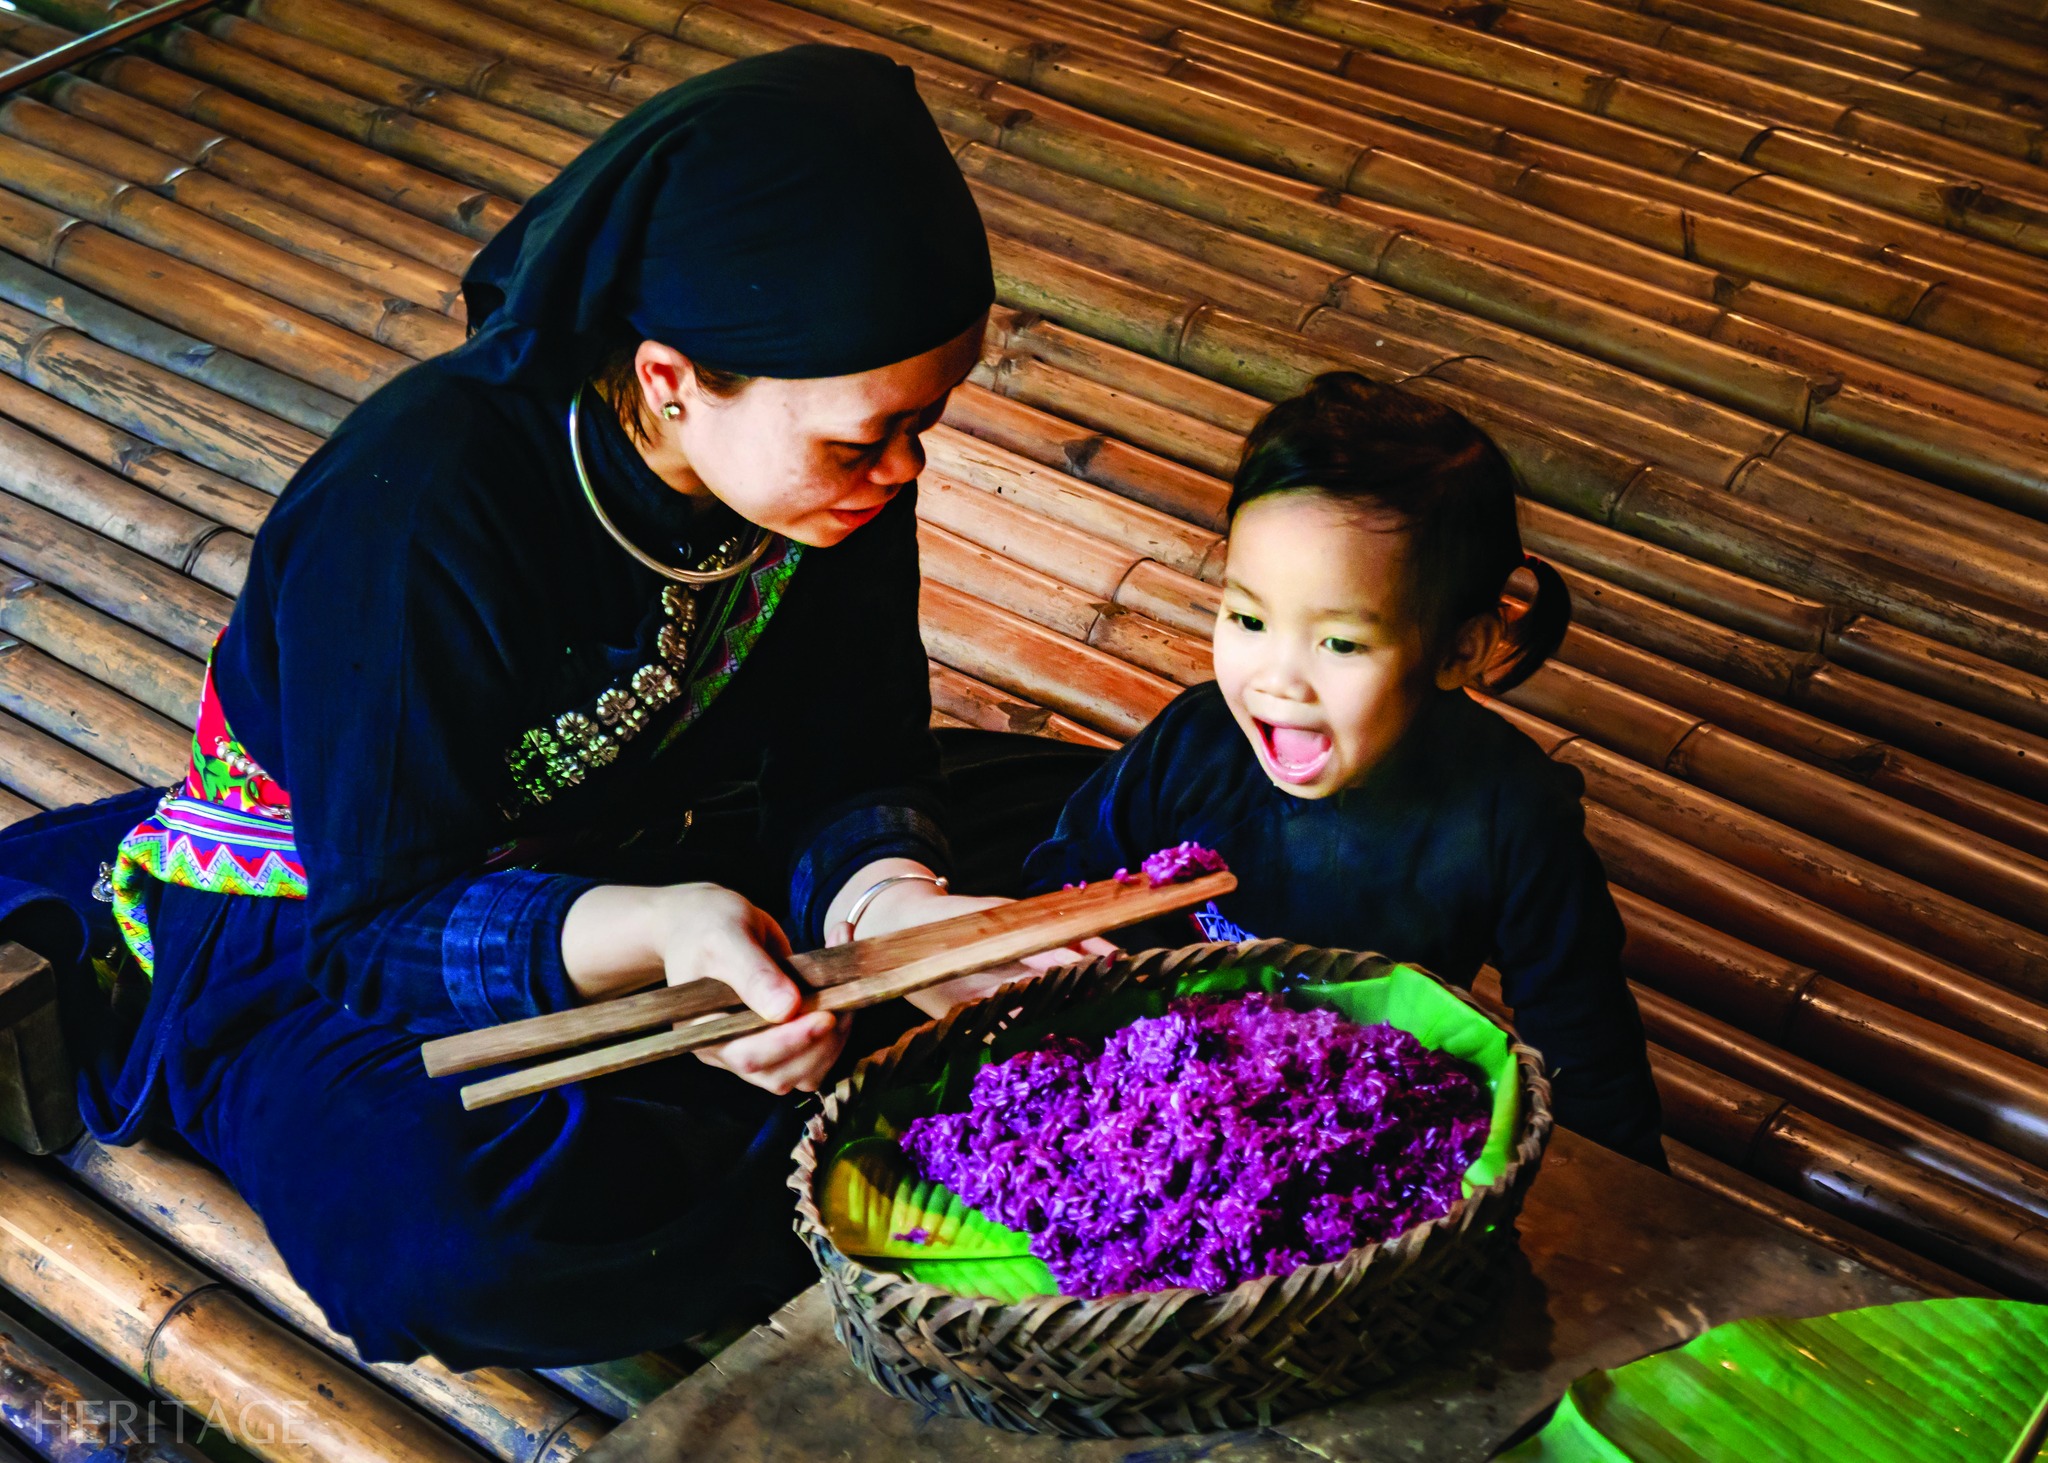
xmin=1256 ymin=720 xmax=1333 ymax=785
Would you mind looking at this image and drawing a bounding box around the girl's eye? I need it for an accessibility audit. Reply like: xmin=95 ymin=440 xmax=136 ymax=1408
xmin=1228 ymin=612 xmax=1265 ymax=633
xmin=1322 ymin=637 xmax=1363 ymax=655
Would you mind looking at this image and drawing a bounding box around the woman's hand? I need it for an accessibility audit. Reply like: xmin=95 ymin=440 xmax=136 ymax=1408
xmin=826 ymin=864 xmax=1117 ymax=1019
xmin=561 ymin=882 xmax=847 ymax=1095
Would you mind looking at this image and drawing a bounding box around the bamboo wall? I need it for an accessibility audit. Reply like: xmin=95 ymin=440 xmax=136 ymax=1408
xmin=0 ymin=0 xmax=2042 ymax=1456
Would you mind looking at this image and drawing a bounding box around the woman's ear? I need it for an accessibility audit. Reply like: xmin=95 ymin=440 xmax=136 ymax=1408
xmin=1435 ymin=608 xmax=1507 ymax=691
xmin=634 ymin=339 xmax=695 ymax=418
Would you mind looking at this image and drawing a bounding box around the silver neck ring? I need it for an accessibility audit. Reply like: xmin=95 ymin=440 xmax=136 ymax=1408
xmin=569 ymin=384 xmax=769 ymax=586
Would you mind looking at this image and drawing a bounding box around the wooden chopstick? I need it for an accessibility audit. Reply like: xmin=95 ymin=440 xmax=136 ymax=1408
xmin=449 ymin=869 xmax=1235 ymax=1110
xmin=422 ymin=869 xmax=1235 ymax=1078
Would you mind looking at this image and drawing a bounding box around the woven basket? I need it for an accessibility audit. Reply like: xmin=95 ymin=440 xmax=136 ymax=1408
xmin=789 ymin=939 xmax=1554 ymax=1438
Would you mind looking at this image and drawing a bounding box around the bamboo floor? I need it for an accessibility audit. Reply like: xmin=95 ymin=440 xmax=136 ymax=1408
xmin=0 ymin=0 xmax=2041 ymax=1457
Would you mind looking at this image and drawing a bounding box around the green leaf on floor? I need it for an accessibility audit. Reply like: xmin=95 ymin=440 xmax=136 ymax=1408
xmin=1499 ymin=1297 xmax=2048 ymax=1463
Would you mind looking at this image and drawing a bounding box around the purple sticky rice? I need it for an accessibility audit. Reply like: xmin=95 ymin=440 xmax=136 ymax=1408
xmin=900 ymin=993 xmax=1492 ymax=1297
xmin=1141 ymin=841 xmax=1230 ymax=885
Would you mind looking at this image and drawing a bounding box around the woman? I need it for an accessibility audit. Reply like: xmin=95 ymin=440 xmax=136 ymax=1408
xmin=0 ymin=46 xmax=1070 ymax=1369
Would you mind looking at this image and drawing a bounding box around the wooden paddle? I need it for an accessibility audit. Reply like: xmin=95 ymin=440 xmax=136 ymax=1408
xmin=428 ymin=869 xmax=1235 ymax=1111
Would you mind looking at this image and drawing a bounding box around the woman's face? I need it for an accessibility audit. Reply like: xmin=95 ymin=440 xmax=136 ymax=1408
xmin=634 ymin=317 xmax=986 ymax=546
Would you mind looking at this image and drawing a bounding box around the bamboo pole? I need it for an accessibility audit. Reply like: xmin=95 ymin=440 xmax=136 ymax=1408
xmin=0 ymin=483 xmax=230 ymax=657
xmin=1469 ymin=985 xmax=1998 ymax=1297
xmin=1491 ymin=4 xmax=2048 ymax=198
xmin=201 ymin=12 xmax=591 ymax=170
xmin=40 ymin=69 xmax=483 ymax=277
xmin=920 ymin=468 xmax=1221 ymax=633
xmin=1494 ymin=706 xmax=2048 ymax=1102
xmin=913 ymin=0 xmax=2048 ymax=360
xmin=1622 ymin=0 xmax=1963 ymax=74
xmin=1122 ymin=0 xmax=2048 ymax=297
xmin=1114 ymin=0 xmax=2048 ymax=320
xmin=336 ymin=0 xmax=682 ymax=102
xmin=236 ymin=0 xmax=638 ymax=139
xmin=0 ymin=638 xmax=188 ymax=783
xmin=919 ymin=577 xmax=1179 ymax=737
xmin=1725 ymin=276 xmax=2048 ymax=433
xmin=925 ymin=422 xmax=1227 ymax=582
xmin=954 ymin=132 xmax=1357 ymax=313
xmin=970 ymin=149 xmax=1844 ymax=474
xmin=0 ymin=305 xmax=313 ymax=499
xmin=1630 ymin=972 xmax=2048 ymax=1223
xmin=972 ymin=175 xmax=1319 ymax=333
xmin=960 ymin=107 xmax=2048 ymax=545
xmin=1552 ymin=727 xmax=2048 ymax=1001
xmin=0 ymin=90 xmax=467 ymax=315
xmin=978 ymin=291 xmax=2048 ymax=764
xmin=137 ymin=20 xmax=557 ymax=201
xmin=1195 ymin=0 xmax=2048 ymax=260
xmin=1765 ymin=0 xmax=2048 ymax=81
xmin=1298 ymin=22 xmax=2048 ymax=293
xmin=1476 ymin=963 xmax=2035 ymax=1292
xmin=0 ymin=177 xmax=408 ymax=401
xmin=918 ymin=472 xmax=1142 ymax=600
xmin=0 ymin=575 xmax=202 ymax=723
xmin=1586 ymin=795 xmax=2048 ymax=1065
xmin=0 ymin=1149 xmax=493 ymax=1463
xmin=0 ymin=238 xmax=345 ymax=438
xmin=1829 ymin=616 xmax=2048 ymax=742
xmin=1519 ymin=497 xmax=1834 ymax=649
xmin=947 ymin=373 xmax=1233 ymax=525
xmin=0 ymin=371 xmax=270 ymax=535
xmin=1662 ymin=1138 xmax=1990 ymax=1297
xmin=2 ymin=0 xmax=217 ymax=98
xmin=1552 ymin=593 xmax=2048 ymax=817
xmin=434 ymin=0 xmax=743 ymax=81
xmin=987 ymin=231 xmax=2048 ymax=676
xmin=45 ymin=26 xmax=520 ymax=241
xmin=926 ymin=661 xmax=1118 ymax=747
xmin=0 ymin=1298 xmax=214 ymax=1463
xmin=0 ymin=702 xmax=134 ymax=804
xmin=1508 ymin=658 xmax=2048 ymax=928
xmin=986 ymin=305 xmax=1266 ymax=435
xmin=0 ymin=130 xmax=465 ymax=361
xmin=1648 ymin=1042 xmax=2048 ymax=1298
xmin=917 ymin=519 xmax=1213 ymax=686
xmin=60 ymin=1137 xmax=609 ymax=1463
xmin=0 ymin=413 xmax=250 ymax=593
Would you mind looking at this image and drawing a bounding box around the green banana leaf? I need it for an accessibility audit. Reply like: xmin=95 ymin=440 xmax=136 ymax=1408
xmin=1499 ymin=1298 xmax=2048 ymax=1463
xmin=820 ymin=962 xmax=1521 ymax=1299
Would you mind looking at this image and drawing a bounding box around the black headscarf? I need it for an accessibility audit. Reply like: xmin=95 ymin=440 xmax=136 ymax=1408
xmin=449 ymin=45 xmax=993 ymax=393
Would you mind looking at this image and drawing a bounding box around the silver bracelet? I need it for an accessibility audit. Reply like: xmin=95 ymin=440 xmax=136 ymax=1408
xmin=845 ymin=872 xmax=949 ymax=934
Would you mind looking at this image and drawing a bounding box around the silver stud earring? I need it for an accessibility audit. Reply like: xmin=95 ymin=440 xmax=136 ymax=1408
xmin=660 ymin=402 xmax=681 ymax=420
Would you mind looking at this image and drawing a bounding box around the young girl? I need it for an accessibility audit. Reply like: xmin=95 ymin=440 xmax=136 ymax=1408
xmin=1023 ymin=373 xmax=1665 ymax=1169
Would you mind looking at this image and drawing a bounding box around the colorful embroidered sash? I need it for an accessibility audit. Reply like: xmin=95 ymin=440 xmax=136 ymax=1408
xmin=108 ymin=647 xmax=303 ymax=976
xmin=107 ymin=541 xmax=803 ymax=976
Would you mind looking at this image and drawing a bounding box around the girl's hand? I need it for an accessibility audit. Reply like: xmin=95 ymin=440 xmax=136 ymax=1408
xmin=826 ymin=873 xmax=1118 ymax=1019
xmin=561 ymin=882 xmax=846 ymax=1095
